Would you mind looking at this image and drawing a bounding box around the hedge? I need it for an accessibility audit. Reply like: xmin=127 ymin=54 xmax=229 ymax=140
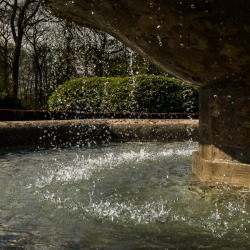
xmin=48 ymin=75 xmax=198 ymax=113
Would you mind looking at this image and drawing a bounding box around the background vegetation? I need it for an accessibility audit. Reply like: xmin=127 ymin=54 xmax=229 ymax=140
xmin=0 ymin=1 xmax=198 ymax=115
xmin=0 ymin=0 xmax=165 ymax=110
xmin=48 ymin=75 xmax=198 ymax=113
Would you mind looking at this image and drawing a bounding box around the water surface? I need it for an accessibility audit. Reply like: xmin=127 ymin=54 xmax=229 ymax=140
xmin=0 ymin=142 xmax=250 ymax=249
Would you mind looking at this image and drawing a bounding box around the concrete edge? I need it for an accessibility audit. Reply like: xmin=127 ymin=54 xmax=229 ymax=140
xmin=192 ymin=151 xmax=250 ymax=187
xmin=0 ymin=119 xmax=198 ymax=150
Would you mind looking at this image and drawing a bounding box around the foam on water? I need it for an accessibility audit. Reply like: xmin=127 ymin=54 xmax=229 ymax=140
xmin=34 ymin=143 xmax=195 ymax=187
xmin=1 ymin=141 xmax=250 ymax=249
xmin=30 ymin=142 xmax=200 ymax=228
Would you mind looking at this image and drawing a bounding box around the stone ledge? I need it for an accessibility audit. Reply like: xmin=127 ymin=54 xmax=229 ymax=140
xmin=0 ymin=119 xmax=198 ymax=150
xmin=192 ymin=151 xmax=250 ymax=186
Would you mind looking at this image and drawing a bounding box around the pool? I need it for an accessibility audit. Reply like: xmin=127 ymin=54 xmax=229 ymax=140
xmin=1 ymin=141 xmax=250 ymax=249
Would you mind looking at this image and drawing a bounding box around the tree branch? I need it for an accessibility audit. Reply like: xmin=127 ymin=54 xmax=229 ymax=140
xmin=10 ymin=0 xmax=18 ymax=42
xmin=23 ymin=0 xmax=40 ymax=27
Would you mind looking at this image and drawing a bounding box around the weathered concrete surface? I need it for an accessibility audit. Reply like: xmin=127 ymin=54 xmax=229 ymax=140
xmin=192 ymin=151 xmax=250 ymax=187
xmin=45 ymin=0 xmax=250 ymax=186
xmin=0 ymin=119 xmax=198 ymax=150
xmin=192 ymin=83 xmax=250 ymax=186
xmin=198 ymin=83 xmax=250 ymax=165
xmin=46 ymin=0 xmax=250 ymax=87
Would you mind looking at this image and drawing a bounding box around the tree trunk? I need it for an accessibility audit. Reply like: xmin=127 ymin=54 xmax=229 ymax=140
xmin=3 ymin=39 xmax=9 ymax=92
xmin=12 ymin=31 xmax=23 ymax=97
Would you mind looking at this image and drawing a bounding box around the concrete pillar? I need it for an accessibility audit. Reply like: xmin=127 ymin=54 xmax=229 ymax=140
xmin=192 ymin=81 xmax=250 ymax=186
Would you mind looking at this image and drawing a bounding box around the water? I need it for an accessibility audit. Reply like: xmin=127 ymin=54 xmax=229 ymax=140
xmin=1 ymin=141 xmax=250 ymax=249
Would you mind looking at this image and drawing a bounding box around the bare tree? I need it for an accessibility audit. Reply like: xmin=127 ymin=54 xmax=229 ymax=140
xmin=24 ymin=6 xmax=50 ymax=105
xmin=77 ymin=28 xmax=129 ymax=77
xmin=0 ymin=1 xmax=13 ymax=92
xmin=0 ymin=0 xmax=40 ymax=97
xmin=0 ymin=1 xmax=162 ymax=108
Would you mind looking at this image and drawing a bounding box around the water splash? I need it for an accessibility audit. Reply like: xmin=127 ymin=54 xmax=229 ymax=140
xmin=2 ymin=142 xmax=250 ymax=249
xmin=35 ymin=143 xmax=195 ymax=187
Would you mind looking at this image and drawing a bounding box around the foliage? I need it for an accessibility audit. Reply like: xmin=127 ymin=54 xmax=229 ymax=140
xmin=48 ymin=75 xmax=198 ymax=113
xmin=0 ymin=1 xmax=166 ymax=108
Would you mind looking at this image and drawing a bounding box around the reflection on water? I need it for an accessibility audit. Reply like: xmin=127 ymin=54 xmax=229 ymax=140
xmin=1 ymin=142 xmax=250 ymax=249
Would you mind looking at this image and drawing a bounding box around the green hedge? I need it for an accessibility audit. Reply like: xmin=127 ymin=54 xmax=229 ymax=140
xmin=48 ymin=75 xmax=198 ymax=113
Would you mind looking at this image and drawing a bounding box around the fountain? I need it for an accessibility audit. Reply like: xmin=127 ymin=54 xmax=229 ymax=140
xmin=1 ymin=1 xmax=250 ymax=248
xmin=45 ymin=0 xmax=250 ymax=186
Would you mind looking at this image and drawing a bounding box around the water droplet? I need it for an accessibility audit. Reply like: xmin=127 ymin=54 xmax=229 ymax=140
xmin=157 ymin=36 xmax=163 ymax=46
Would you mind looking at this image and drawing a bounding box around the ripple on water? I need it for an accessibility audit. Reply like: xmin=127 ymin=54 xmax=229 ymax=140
xmin=1 ymin=142 xmax=250 ymax=249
